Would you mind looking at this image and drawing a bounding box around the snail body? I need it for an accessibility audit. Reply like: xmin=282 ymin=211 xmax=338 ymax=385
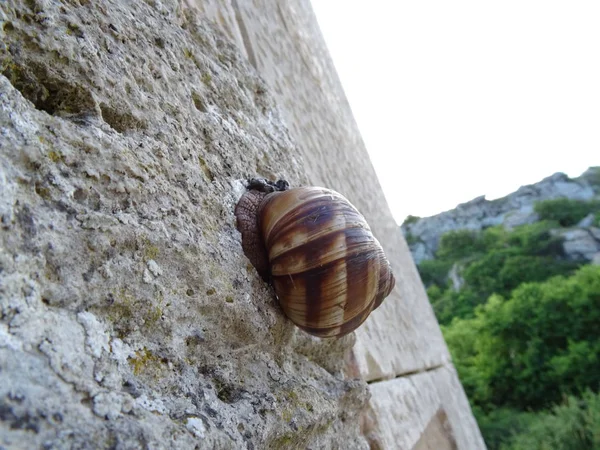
xmin=235 ymin=179 xmax=395 ymax=338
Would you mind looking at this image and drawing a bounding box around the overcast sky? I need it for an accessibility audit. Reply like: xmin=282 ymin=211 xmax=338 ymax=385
xmin=311 ymin=1 xmax=600 ymax=224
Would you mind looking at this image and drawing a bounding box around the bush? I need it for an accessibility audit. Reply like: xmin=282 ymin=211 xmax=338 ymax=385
xmin=436 ymin=229 xmax=484 ymax=260
xmin=401 ymin=215 xmax=421 ymax=226
xmin=432 ymin=287 xmax=481 ymax=325
xmin=500 ymin=391 xmax=600 ymax=450
xmin=480 ymin=226 xmax=508 ymax=251
xmin=418 ymin=259 xmax=453 ymax=287
xmin=463 ymin=249 xmax=519 ymax=297
xmin=507 ymin=220 xmax=565 ymax=256
xmin=534 ymin=198 xmax=600 ymax=227
xmin=456 ymin=265 xmax=600 ymax=411
xmin=474 ymin=407 xmax=536 ymax=450
xmin=498 ymin=255 xmax=580 ymax=293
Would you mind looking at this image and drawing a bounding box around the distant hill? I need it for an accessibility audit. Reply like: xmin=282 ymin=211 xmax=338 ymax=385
xmin=401 ymin=167 xmax=600 ymax=264
xmin=400 ymin=166 xmax=600 ymax=450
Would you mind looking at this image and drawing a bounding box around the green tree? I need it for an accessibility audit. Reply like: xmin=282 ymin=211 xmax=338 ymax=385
xmin=436 ymin=229 xmax=485 ymax=260
xmin=534 ymin=198 xmax=600 ymax=227
xmin=418 ymin=259 xmax=453 ymax=287
xmin=447 ymin=265 xmax=600 ymax=411
xmin=506 ymin=220 xmax=564 ymax=256
xmin=432 ymin=287 xmax=482 ymax=325
xmin=402 ymin=214 xmax=421 ymax=226
xmin=501 ymin=391 xmax=600 ymax=450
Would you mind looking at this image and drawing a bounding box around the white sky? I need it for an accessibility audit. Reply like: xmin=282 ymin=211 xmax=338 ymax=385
xmin=310 ymin=1 xmax=600 ymax=224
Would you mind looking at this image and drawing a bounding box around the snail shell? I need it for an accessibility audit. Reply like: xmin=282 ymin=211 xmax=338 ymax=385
xmin=235 ymin=180 xmax=395 ymax=338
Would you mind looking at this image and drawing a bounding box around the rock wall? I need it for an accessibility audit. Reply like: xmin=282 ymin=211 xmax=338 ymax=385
xmin=0 ymin=0 xmax=484 ymax=448
xmin=402 ymin=170 xmax=599 ymax=263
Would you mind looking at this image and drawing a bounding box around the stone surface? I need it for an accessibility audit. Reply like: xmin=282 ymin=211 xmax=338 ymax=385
xmin=0 ymin=1 xmax=370 ymax=448
xmin=0 ymin=0 xmax=484 ymax=448
xmin=577 ymin=213 xmax=596 ymax=228
xmin=402 ymin=170 xmax=598 ymax=263
xmin=191 ymin=3 xmax=484 ymax=448
xmin=205 ymin=0 xmax=450 ymax=384
xmin=559 ymin=228 xmax=600 ymax=261
xmin=448 ymin=263 xmax=465 ymax=292
xmin=364 ymin=366 xmax=485 ymax=450
xmin=412 ymin=409 xmax=457 ymax=450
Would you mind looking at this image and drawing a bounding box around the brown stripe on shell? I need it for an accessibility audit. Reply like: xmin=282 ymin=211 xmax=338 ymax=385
xmin=305 ymin=258 xmax=346 ymax=331
xmin=258 ymin=188 xmax=332 ymax=244
xmin=273 ymin=257 xmax=348 ymax=331
xmin=259 ymin=188 xmax=369 ymax=261
xmin=342 ymin=247 xmax=380 ymax=326
xmin=259 ymin=186 xmax=396 ymax=338
xmin=337 ymin=297 xmax=378 ymax=336
xmin=273 ymin=230 xmax=386 ymax=336
xmin=270 ymin=227 xmax=377 ymax=276
xmin=300 ymin=297 xmax=376 ymax=338
xmin=272 ymin=272 xmax=307 ymax=326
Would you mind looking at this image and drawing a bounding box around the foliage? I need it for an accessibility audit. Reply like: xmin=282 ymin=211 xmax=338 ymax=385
xmin=446 ymin=265 xmax=600 ymax=411
xmin=420 ymin=221 xmax=582 ymax=325
xmin=430 ymin=287 xmax=480 ymax=325
xmin=442 ymin=265 xmax=600 ymax=449
xmin=474 ymin=407 xmax=536 ymax=450
xmin=413 ymin=197 xmax=600 ymax=449
xmin=466 ymin=253 xmax=580 ymax=299
xmin=401 ymin=214 xmax=421 ymax=226
xmin=418 ymin=259 xmax=453 ymax=287
xmin=534 ymin=198 xmax=600 ymax=227
xmin=505 ymin=220 xmax=565 ymax=256
xmin=404 ymin=231 xmax=419 ymax=246
xmin=436 ymin=229 xmax=485 ymax=260
xmin=500 ymin=391 xmax=600 ymax=450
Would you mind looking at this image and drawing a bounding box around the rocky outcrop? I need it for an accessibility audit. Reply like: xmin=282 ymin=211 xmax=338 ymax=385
xmin=0 ymin=0 xmax=484 ymax=449
xmin=558 ymin=227 xmax=600 ymax=261
xmin=402 ymin=170 xmax=599 ymax=263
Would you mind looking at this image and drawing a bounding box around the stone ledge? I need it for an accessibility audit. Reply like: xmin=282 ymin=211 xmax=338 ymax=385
xmin=364 ymin=365 xmax=486 ymax=450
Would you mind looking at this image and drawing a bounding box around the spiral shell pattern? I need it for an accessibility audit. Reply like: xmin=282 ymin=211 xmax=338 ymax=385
xmin=258 ymin=187 xmax=395 ymax=338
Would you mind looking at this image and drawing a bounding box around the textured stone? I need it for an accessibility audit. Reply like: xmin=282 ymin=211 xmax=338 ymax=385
xmin=364 ymin=366 xmax=485 ymax=450
xmin=213 ymin=0 xmax=450 ymax=384
xmin=448 ymin=263 xmax=465 ymax=292
xmin=560 ymin=228 xmax=600 ymax=261
xmin=198 ymin=5 xmax=483 ymax=447
xmin=577 ymin=213 xmax=596 ymax=228
xmin=412 ymin=409 xmax=458 ymax=450
xmin=0 ymin=1 xmax=370 ymax=447
xmin=503 ymin=205 xmax=538 ymax=230
xmin=0 ymin=0 xmax=484 ymax=448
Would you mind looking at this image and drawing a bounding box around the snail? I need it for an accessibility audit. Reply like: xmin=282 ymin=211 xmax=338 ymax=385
xmin=234 ymin=178 xmax=395 ymax=338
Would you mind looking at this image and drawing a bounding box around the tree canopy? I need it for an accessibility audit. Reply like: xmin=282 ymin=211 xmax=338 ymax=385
xmin=415 ymin=197 xmax=600 ymax=449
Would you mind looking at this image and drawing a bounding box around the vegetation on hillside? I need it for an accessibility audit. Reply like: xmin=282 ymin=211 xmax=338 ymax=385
xmin=416 ymin=198 xmax=600 ymax=450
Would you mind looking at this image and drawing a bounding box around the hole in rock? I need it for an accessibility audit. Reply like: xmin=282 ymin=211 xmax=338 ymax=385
xmin=2 ymin=61 xmax=96 ymax=118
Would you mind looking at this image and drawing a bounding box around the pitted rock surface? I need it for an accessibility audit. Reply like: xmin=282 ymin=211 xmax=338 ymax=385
xmin=0 ymin=1 xmax=370 ymax=448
